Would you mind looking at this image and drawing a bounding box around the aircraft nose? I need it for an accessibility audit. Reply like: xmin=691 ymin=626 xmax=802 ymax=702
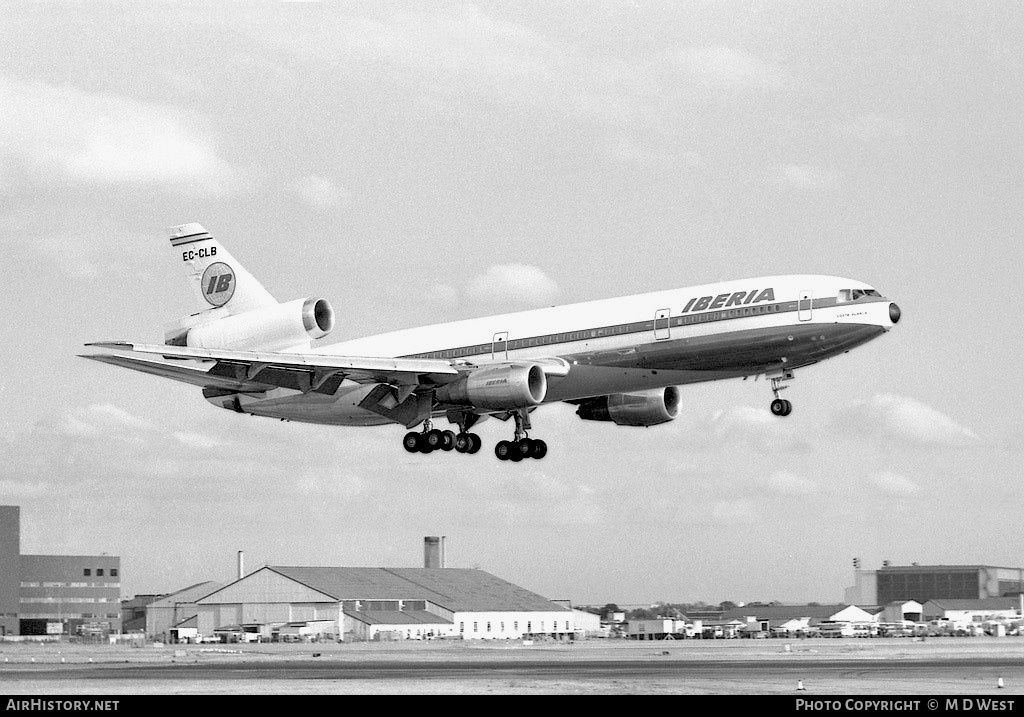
xmin=889 ymin=303 xmax=901 ymax=324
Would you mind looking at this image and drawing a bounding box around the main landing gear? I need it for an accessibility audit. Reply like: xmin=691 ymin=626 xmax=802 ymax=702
xmin=769 ymin=370 xmax=794 ymax=417
xmin=494 ymin=410 xmax=547 ymax=462
xmin=403 ymin=419 xmax=481 ymax=455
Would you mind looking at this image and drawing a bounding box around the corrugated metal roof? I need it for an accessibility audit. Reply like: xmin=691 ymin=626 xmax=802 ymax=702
xmin=721 ymin=604 xmax=853 ymax=620
xmin=269 ymin=566 xmax=568 ymax=613
xmin=344 ymin=610 xmax=454 ymax=626
xmin=926 ymin=598 xmax=1023 ymax=610
xmin=148 ymin=581 xmax=224 ymax=608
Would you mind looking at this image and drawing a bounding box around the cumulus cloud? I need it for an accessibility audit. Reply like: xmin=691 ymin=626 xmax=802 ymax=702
xmin=172 ymin=431 xmax=227 ymax=451
xmin=838 ymin=394 xmax=981 ymax=448
xmin=58 ymin=403 xmax=155 ymax=438
xmin=0 ymin=76 xmax=236 ymax=190
xmin=702 ymin=405 xmax=811 ymax=453
xmin=466 ymin=264 xmax=560 ymax=308
xmin=776 ymin=164 xmax=837 ymax=190
xmin=870 ymin=470 xmax=922 ymax=497
xmin=661 ymin=46 xmax=787 ymax=91
xmin=756 ymin=470 xmax=819 ymax=496
xmin=711 ymin=498 xmax=758 ymax=524
xmin=291 ymin=175 xmax=351 ymax=209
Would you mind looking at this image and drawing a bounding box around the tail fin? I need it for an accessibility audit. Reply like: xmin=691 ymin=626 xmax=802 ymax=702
xmin=169 ymin=223 xmax=277 ymax=315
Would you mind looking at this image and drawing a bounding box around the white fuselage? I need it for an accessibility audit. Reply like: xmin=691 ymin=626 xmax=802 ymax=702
xmin=233 ymin=274 xmax=899 ymax=426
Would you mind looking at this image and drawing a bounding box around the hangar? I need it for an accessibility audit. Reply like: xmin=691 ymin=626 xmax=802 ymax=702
xmin=847 ymin=563 xmax=1024 ymax=604
xmin=188 ymin=565 xmax=575 ymax=642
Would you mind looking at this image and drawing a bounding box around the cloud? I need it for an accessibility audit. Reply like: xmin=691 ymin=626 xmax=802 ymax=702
xmin=837 ymin=113 xmax=913 ymax=142
xmin=660 ymin=46 xmax=787 ymax=91
xmin=702 ymin=405 xmax=811 ymax=453
xmin=0 ymin=76 xmax=236 ymax=190
xmin=291 ymin=175 xmax=351 ymax=209
xmin=466 ymin=264 xmax=560 ymax=308
xmin=172 ymin=431 xmax=227 ymax=451
xmin=870 ymin=470 xmax=921 ymax=497
xmin=837 ymin=394 xmax=981 ymax=448
xmin=57 ymin=403 xmax=155 ymax=438
xmin=710 ymin=498 xmax=758 ymax=524
xmin=776 ymin=164 xmax=837 ymax=190
xmin=756 ymin=470 xmax=819 ymax=496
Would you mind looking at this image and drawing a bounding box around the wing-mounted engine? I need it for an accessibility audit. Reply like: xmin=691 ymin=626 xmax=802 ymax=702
xmin=575 ymin=387 xmax=681 ymax=427
xmin=166 ymin=297 xmax=335 ymax=352
xmin=435 ymin=363 xmax=547 ymax=411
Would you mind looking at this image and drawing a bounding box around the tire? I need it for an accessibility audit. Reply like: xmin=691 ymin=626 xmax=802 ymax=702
xmin=454 ymin=433 xmax=470 ymax=453
xmin=495 ymin=440 xmax=511 ymax=461
xmin=530 ymin=439 xmax=548 ymax=460
xmin=516 ymin=438 xmax=533 ymax=457
xmin=403 ymin=432 xmax=421 ymax=453
xmin=425 ymin=429 xmax=444 ymax=449
xmin=467 ymin=433 xmax=482 ymax=454
xmin=771 ymin=399 xmax=787 ymax=416
xmin=441 ymin=430 xmax=456 ymax=451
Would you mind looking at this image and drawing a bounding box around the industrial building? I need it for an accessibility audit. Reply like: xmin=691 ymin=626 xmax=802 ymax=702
xmin=137 ymin=539 xmax=577 ymax=643
xmin=846 ymin=563 xmax=1024 ymax=605
xmin=0 ymin=506 xmax=121 ymax=637
xmin=185 ymin=564 xmax=575 ymax=642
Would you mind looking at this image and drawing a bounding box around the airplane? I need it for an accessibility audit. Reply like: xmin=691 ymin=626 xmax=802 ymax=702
xmin=82 ymin=223 xmax=901 ymax=462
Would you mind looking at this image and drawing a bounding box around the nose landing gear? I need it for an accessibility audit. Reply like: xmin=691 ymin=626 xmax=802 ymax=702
xmin=769 ymin=370 xmax=794 ymax=417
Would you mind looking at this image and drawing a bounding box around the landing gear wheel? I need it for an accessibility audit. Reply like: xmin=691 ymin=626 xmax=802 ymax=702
xmin=529 ymin=439 xmax=548 ymax=460
xmin=516 ymin=438 xmax=534 ymax=458
xmin=441 ymin=430 xmax=456 ymax=451
xmin=425 ymin=429 xmax=445 ymax=450
xmin=495 ymin=440 xmax=512 ymax=461
xmin=467 ymin=433 xmax=482 ymax=454
xmin=403 ymin=432 xmax=421 ymax=453
xmin=454 ymin=433 xmax=471 ymax=453
xmin=771 ymin=398 xmax=793 ymax=416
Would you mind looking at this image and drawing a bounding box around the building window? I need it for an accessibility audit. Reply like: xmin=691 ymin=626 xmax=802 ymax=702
xmin=486 ymin=622 xmax=491 ymax=632
xmin=473 ymin=622 xmax=478 ymax=632
xmin=83 ymin=569 xmax=91 ymax=577
xmin=111 ymin=569 xmax=118 ymax=577
xmin=514 ymin=621 xmax=518 ymax=631
xmin=459 ymin=622 xmax=464 ymax=633
xmin=96 ymin=569 xmax=104 ymax=577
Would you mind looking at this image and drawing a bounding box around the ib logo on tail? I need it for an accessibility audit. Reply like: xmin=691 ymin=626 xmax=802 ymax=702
xmin=201 ymin=262 xmax=235 ymax=307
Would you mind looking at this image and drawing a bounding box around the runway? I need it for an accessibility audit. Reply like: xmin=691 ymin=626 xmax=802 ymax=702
xmin=2 ymin=640 xmax=1023 ymax=694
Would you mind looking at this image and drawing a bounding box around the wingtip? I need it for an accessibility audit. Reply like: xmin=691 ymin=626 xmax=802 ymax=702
xmin=83 ymin=341 xmax=133 ymax=349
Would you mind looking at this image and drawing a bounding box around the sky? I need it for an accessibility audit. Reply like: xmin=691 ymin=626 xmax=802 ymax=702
xmin=1 ymin=1 xmax=1022 ymax=608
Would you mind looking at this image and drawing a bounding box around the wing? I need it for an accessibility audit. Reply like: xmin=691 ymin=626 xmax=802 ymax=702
xmin=81 ymin=342 xmax=572 ymax=428
xmin=80 ymin=342 xmax=462 ymax=395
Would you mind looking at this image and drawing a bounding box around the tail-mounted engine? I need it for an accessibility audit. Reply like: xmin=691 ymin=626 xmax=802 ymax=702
xmin=171 ymin=297 xmax=334 ymax=352
xmin=576 ymin=386 xmax=681 ymax=427
xmin=435 ymin=363 xmax=547 ymax=411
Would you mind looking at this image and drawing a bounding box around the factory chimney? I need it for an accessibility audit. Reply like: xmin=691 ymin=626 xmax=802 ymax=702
xmin=424 ymin=536 xmax=445 ymax=569
xmin=237 ymin=550 xmax=244 ymax=580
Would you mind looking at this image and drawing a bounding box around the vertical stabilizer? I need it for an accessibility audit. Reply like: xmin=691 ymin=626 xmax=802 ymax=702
xmin=169 ymin=223 xmax=278 ymax=316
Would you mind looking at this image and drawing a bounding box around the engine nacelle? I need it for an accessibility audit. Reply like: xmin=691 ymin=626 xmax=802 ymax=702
xmin=184 ymin=297 xmax=334 ymax=352
xmin=575 ymin=387 xmax=681 ymax=427
xmin=435 ymin=363 xmax=547 ymax=411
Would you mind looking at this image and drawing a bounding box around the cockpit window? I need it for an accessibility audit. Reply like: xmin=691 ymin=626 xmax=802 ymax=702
xmin=840 ymin=288 xmax=882 ymax=302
